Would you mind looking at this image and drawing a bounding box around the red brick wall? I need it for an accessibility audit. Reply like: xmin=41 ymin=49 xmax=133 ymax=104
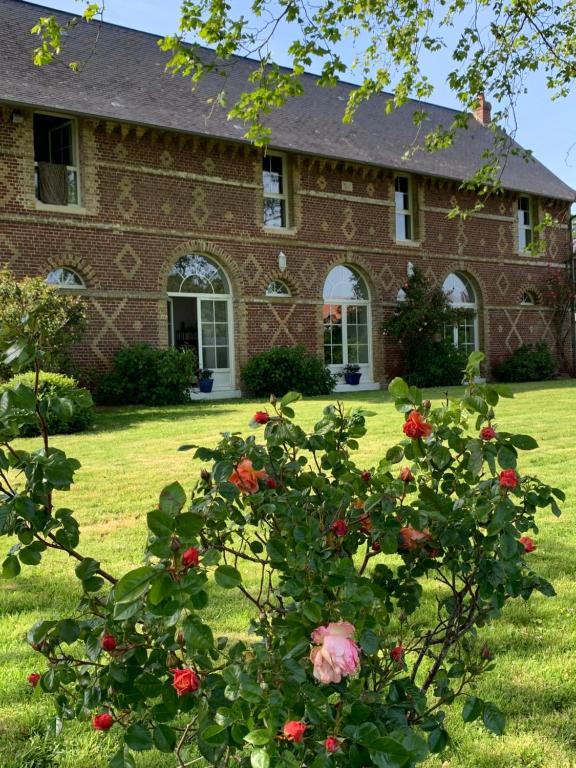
xmin=0 ymin=105 xmax=572 ymax=387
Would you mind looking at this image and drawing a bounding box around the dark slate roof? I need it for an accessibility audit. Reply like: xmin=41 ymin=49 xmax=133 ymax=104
xmin=1 ymin=0 xmax=574 ymax=201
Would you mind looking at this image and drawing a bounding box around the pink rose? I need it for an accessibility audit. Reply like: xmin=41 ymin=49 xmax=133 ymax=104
xmin=310 ymin=621 xmax=360 ymax=684
xmin=325 ymin=736 xmax=341 ymax=753
xmin=480 ymin=426 xmax=497 ymax=440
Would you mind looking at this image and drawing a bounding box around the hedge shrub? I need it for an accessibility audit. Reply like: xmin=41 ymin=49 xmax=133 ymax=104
xmin=494 ymin=342 xmax=555 ymax=382
xmin=96 ymin=344 xmax=197 ymax=406
xmin=241 ymin=345 xmax=336 ymax=396
xmin=0 ymin=372 xmax=94 ymax=436
xmin=406 ymin=339 xmax=467 ymax=388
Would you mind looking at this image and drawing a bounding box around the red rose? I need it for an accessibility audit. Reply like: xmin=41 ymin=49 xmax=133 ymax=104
xmin=399 ymin=467 xmax=414 ymax=483
xmin=283 ymin=720 xmax=307 ymax=743
xmin=390 ymin=645 xmax=404 ymax=664
xmin=361 ymin=470 xmax=371 ymax=483
xmin=254 ymin=411 xmax=270 ymax=424
xmin=100 ymin=634 xmax=117 ymax=652
xmin=92 ymin=713 xmax=114 ymax=731
xmin=519 ymin=536 xmax=536 ymax=553
xmin=171 ymin=667 xmax=200 ymax=696
xmin=266 ymin=477 xmax=277 ymax=489
xmin=332 ymin=519 xmax=348 ymax=537
xmin=480 ymin=426 xmax=497 ymax=440
xmin=371 ymin=541 xmax=381 ymax=553
xmin=325 ymin=736 xmax=341 ymax=753
xmin=27 ymin=673 xmax=41 ymax=687
xmin=182 ymin=547 xmax=200 ymax=568
xmin=402 ymin=410 xmax=433 ymax=439
xmin=499 ymin=469 xmax=519 ymax=489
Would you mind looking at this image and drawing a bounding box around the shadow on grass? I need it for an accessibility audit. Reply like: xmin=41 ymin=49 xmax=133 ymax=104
xmin=91 ymin=403 xmax=239 ymax=433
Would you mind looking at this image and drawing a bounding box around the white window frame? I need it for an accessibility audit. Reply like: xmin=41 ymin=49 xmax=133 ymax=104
xmin=46 ymin=266 xmax=86 ymax=290
xmin=394 ymin=175 xmax=413 ymax=242
xmin=262 ymin=151 xmax=289 ymax=229
xmin=443 ymin=273 xmax=479 ymax=355
xmin=517 ymin=196 xmax=533 ymax=252
xmin=265 ymin=279 xmax=291 ymax=297
xmin=33 ymin=111 xmax=81 ymax=208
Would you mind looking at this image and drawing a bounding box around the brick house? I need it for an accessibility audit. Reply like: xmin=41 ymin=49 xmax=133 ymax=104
xmin=1 ymin=0 xmax=574 ymax=396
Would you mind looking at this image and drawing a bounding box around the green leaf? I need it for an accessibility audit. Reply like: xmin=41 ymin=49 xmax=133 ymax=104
xmin=75 ymin=557 xmax=100 ymax=580
xmin=201 ymin=724 xmax=228 ymax=746
xmin=244 ymin=729 xmax=272 ymax=746
xmin=385 ymin=445 xmax=404 ymax=464
xmin=301 ymin=601 xmax=322 ymax=624
xmin=2 ymin=554 xmax=20 ymax=579
xmin=388 ymin=378 xmax=409 ymax=398
xmin=159 ymin=482 xmax=186 ymax=515
xmin=462 ymin=695 xmax=484 ymax=723
xmin=251 ymin=749 xmax=271 ymax=768
xmin=280 ymin=391 xmax=302 ymax=407
xmin=369 ymin=737 xmax=411 ymax=768
xmin=19 ymin=545 xmax=42 ymax=566
xmin=483 ymin=702 xmax=506 ymax=735
xmin=110 ymin=746 xmax=136 ymax=768
xmin=125 ymin=724 xmax=153 ymax=751
xmin=215 ymin=564 xmax=242 ymax=589
xmin=510 ymin=434 xmax=538 ymax=451
xmin=497 ymin=445 xmax=517 ymax=469
xmin=153 ymin=724 xmax=177 ymax=753
xmin=175 ymin=512 xmax=204 ymax=537
xmin=428 ymin=728 xmax=448 ymax=753
xmin=114 ymin=566 xmax=155 ymax=603
xmin=148 ymin=572 xmax=173 ymax=606
xmin=147 ymin=509 xmax=174 ymax=537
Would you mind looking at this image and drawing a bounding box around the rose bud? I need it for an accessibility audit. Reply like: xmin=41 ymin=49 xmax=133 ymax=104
xmin=422 ymin=399 xmax=431 ymax=409
xmin=390 ymin=645 xmax=405 ymax=664
xmin=480 ymin=425 xmax=497 ymax=440
xmin=481 ymin=644 xmax=493 ymax=660
xmin=519 ymin=536 xmax=536 ymax=553
xmin=499 ymin=469 xmax=519 ymax=489
xmin=361 ymin=470 xmax=371 ymax=483
xmin=371 ymin=541 xmax=381 ymax=553
xmin=325 ymin=736 xmax=341 ymax=753
xmin=177 ymin=632 xmax=185 ymax=645
xmin=92 ymin=713 xmax=114 ymax=731
xmin=182 ymin=547 xmax=200 ymax=568
xmin=331 ymin=519 xmax=348 ymax=537
xmin=254 ymin=411 xmax=270 ymax=425
xmin=399 ymin=467 xmax=414 ymax=483
xmin=283 ymin=720 xmax=307 ymax=743
xmin=266 ymin=477 xmax=277 ymax=489
xmin=269 ymin=394 xmax=277 ymax=406
xmin=27 ymin=673 xmax=41 ymax=688
xmin=100 ymin=634 xmax=117 ymax=652
xmin=170 ymin=536 xmax=181 ymax=553
xmin=200 ymin=468 xmax=211 ymax=483
xmin=171 ymin=668 xmax=200 ymax=696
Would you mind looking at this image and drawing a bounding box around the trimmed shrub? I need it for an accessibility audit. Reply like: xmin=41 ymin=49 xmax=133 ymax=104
xmin=494 ymin=342 xmax=555 ymax=382
xmin=96 ymin=344 xmax=197 ymax=406
xmin=241 ymin=345 xmax=336 ymax=397
xmin=406 ymin=339 xmax=467 ymax=388
xmin=0 ymin=372 xmax=94 ymax=436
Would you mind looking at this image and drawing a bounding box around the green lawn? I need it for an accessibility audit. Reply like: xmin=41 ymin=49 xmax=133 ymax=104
xmin=1 ymin=381 xmax=575 ymax=768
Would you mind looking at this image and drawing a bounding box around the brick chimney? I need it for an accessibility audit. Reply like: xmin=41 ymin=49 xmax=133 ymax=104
xmin=473 ymin=93 xmax=492 ymax=125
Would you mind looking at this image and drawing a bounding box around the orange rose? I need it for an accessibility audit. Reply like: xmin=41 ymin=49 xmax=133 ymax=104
xmin=399 ymin=525 xmax=432 ymax=552
xmin=229 ymin=458 xmax=267 ymax=494
xmin=402 ymin=410 xmax=433 ymax=439
xmin=171 ymin=668 xmax=200 ymax=696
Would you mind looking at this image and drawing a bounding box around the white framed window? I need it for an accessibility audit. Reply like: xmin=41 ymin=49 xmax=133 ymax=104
xmin=34 ymin=113 xmax=80 ymax=206
xmin=517 ymin=196 xmax=533 ymax=251
xmin=266 ymin=280 xmax=291 ymax=297
xmin=443 ymin=272 xmax=479 ymax=356
xmin=394 ymin=175 xmax=413 ymax=241
xmin=263 ymin=153 xmax=289 ymax=228
xmin=46 ymin=267 xmax=85 ymax=289
xmin=323 ymin=265 xmax=372 ymax=377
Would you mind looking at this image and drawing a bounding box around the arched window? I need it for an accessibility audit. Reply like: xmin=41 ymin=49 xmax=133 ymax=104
xmin=323 ymin=265 xmax=371 ymax=376
xmin=442 ymin=272 xmax=478 ymax=355
xmin=46 ymin=267 xmax=85 ymax=288
xmin=167 ymin=254 xmax=233 ymax=391
xmin=266 ymin=279 xmax=291 ymax=297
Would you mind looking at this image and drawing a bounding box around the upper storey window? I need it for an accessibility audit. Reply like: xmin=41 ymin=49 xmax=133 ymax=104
xmin=394 ymin=175 xmax=413 ymax=241
xmin=34 ymin=113 xmax=80 ymax=206
xmin=263 ymin=153 xmax=289 ymax=228
xmin=517 ymin=196 xmax=533 ymax=251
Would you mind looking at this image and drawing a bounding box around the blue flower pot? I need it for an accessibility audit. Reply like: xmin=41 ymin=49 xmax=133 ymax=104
xmin=199 ymin=378 xmax=214 ymax=393
xmin=344 ymin=372 xmax=362 ymax=385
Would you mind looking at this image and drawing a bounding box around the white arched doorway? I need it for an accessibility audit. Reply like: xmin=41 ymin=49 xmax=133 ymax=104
xmin=442 ymin=272 xmax=479 ymax=355
xmin=167 ymin=254 xmax=235 ymax=392
xmin=323 ymin=265 xmax=374 ymax=384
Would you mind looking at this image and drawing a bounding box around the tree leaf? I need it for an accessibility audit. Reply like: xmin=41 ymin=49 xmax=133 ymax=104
xmin=114 ymin=566 xmax=155 ymax=603
xmin=462 ymin=695 xmax=484 ymax=723
xmin=483 ymin=702 xmax=506 ymax=735
xmin=124 ymin=723 xmax=153 ymax=751
xmin=159 ymin=482 xmax=186 ymax=515
xmin=214 ymin=564 xmax=243 ymax=589
xmin=388 ymin=378 xmax=409 ymax=398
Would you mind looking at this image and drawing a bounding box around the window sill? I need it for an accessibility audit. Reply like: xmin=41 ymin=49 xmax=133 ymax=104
xmin=35 ymin=201 xmax=86 ymax=215
xmin=394 ymin=239 xmax=420 ymax=248
xmin=262 ymin=226 xmax=298 ymax=236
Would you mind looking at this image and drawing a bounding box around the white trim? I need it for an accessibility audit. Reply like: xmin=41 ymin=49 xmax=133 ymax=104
xmin=263 ymin=151 xmax=289 ymax=228
xmin=33 ymin=110 xmax=81 ymax=207
xmin=394 ymin=174 xmax=413 ymax=242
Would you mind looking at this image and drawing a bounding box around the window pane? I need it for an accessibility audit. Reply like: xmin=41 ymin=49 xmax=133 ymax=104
xmin=216 ymin=347 xmax=229 ymax=368
xmin=263 ymin=198 xmax=286 ymax=227
xmin=323 ymin=266 xmax=368 ymax=300
xmin=215 ymin=323 xmax=228 ymax=345
xmin=202 ymin=347 xmax=216 ymax=368
xmin=396 ymin=213 xmax=412 ymax=241
xmin=443 ymin=273 xmax=475 ymax=305
xmin=46 ymin=267 xmax=84 ymax=287
xmin=201 ymin=301 xmax=214 ymax=322
xmin=214 ymin=301 xmax=228 ymax=322
xmin=266 ymin=280 xmax=290 ymax=297
xmin=202 ymin=324 xmax=215 ymax=344
xmin=357 ymin=344 xmax=369 ymax=364
xmin=263 ymin=155 xmax=284 ymax=194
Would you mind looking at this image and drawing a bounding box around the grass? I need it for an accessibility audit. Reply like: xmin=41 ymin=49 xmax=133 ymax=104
xmin=1 ymin=380 xmax=576 ymax=768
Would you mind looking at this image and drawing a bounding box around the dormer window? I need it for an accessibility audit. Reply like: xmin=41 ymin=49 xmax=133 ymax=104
xmin=34 ymin=113 xmax=80 ymax=206
xmin=517 ymin=196 xmax=533 ymax=251
xmin=263 ymin=153 xmax=289 ymax=228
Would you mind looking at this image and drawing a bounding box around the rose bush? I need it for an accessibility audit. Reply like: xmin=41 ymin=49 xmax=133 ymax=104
xmin=0 ymin=313 xmax=564 ymax=768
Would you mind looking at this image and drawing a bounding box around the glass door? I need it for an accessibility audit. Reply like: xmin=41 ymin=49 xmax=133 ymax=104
xmin=198 ymin=298 xmax=232 ymax=390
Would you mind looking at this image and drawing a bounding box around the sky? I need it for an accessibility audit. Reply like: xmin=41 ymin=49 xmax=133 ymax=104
xmin=25 ymin=0 xmax=576 ymax=197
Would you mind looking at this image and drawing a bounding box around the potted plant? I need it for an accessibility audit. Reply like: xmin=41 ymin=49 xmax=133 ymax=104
xmin=198 ymin=368 xmax=214 ymax=393
xmin=343 ymin=364 xmax=362 ymax=385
